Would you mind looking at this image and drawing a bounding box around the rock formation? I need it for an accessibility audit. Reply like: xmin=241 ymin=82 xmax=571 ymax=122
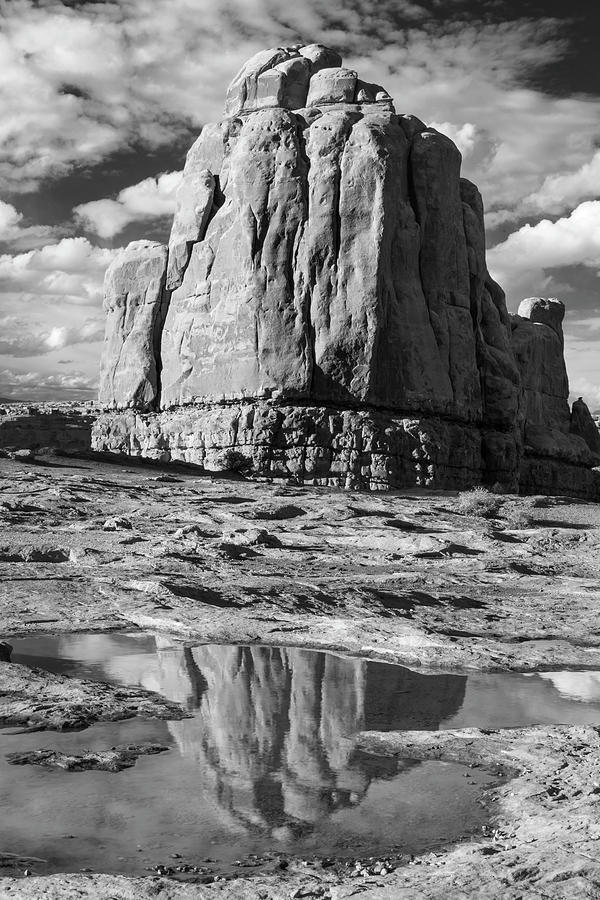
xmin=511 ymin=298 xmax=600 ymax=495
xmin=92 ymin=46 xmax=600 ymax=497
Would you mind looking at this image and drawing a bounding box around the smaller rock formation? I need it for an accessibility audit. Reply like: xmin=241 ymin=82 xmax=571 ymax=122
xmin=511 ymin=298 xmax=600 ymax=495
xmin=571 ymin=398 xmax=600 ymax=456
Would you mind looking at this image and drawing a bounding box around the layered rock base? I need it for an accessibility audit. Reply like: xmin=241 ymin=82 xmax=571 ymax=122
xmin=93 ymin=402 xmax=600 ymax=496
xmin=94 ymin=404 xmax=493 ymax=490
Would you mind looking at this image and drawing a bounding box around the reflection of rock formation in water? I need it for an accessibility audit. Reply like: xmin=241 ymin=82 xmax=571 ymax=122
xmin=157 ymin=646 xmax=466 ymax=835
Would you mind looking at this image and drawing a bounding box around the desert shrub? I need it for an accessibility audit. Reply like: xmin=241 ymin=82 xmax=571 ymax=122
xmin=215 ymin=448 xmax=253 ymax=474
xmin=456 ymin=486 xmax=502 ymax=518
xmin=499 ymin=497 xmax=538 ymax=529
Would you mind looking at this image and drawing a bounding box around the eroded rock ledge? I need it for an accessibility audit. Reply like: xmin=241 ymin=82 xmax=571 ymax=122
xmin=0 ymin=661 xmax=187 ymax=731
xmin=92 ymin=45 xmax=600 ymax=497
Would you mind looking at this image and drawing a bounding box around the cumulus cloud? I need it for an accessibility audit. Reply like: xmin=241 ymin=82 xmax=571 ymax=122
xmin=0 ymin=200 xmax=57 ymax=248
xmin=0 ymin=237 xmax=117 ymax=306
xmin=75 ymin=171 xmax=183 ymax=239
xmin=0 ymin=236 xmax=115 ymax=399
xmin=488 ymin=201 xmax=600 ymax=306
xmin=522 ymin=150 xmax=600 ymax=216
xmin=0 ymin=316 xmax=103 ymax=358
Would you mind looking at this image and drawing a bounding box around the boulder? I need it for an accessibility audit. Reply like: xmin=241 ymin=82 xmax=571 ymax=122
xmin=518 ymin=297 xmax=565 ymax=340
xmin=306 ymin=67 xmax=358 ymax=105
xmin=298 ymin=44 xmax=342 ymax=72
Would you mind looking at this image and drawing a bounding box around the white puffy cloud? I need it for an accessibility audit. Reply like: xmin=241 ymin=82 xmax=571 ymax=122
xmin=0 ymin=237 xmax=117 ymax=306
xmin=0 ymin=202 xmax=24 ymax=238
xmin=522 ymin=150 xmax=600 ymax=217
xmin=0 ymin=200 xmax=57 ymax=248
xmin=75 ymin=171 xmax=183 ymax=239
xmin=0 ymin=237 xmax=115 ymax=398
xmin=488 ymin=201 xmax=600 ymax=307
xmin=0 ymin=315 xmax=103 ymax=358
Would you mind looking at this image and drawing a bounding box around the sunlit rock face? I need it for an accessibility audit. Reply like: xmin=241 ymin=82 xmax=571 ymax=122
xmin=93 ymin=46 xmax=599 ymax=497
xmin=98 ymin=241 xmax=169 ymax=412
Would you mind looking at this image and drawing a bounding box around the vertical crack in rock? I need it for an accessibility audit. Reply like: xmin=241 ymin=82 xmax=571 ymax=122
xmin=93 ymin=44 xmax=600 ymax=497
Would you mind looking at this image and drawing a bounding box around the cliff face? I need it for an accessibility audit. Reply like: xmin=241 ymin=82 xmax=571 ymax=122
xmin=93 ymin=45 xmax=599 ymax=497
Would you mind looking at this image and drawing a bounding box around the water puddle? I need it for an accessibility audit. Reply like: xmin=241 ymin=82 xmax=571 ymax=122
xmin=6 ymin=632 xmax=600 ymax=879
xmin=0 ymin=634 xmax=504 ymax=879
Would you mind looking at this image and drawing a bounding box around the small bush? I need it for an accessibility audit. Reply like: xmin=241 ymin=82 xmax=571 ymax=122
xmin=499 ymin=497 xmax=538 ymax=529
xmin=456 ymin=487 xmax=502 ymax=518
xmin=215 ymin=448 xmax=253 ymax=475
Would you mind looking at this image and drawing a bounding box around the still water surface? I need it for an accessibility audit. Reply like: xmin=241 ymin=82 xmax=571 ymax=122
xmin=3 ymin=633 xmax=600 ymax=876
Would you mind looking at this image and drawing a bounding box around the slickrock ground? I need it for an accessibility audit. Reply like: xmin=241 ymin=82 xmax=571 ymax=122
xmin=1 ymin=453 xmax=600 ymax=898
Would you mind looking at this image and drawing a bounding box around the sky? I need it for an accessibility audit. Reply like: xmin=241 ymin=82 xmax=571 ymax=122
xmin=0 ymin=0 xmax=599 ymax=407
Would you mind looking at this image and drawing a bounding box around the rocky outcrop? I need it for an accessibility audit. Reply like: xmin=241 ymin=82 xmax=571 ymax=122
xmin=510 ymin=299 xmax=600 ymax=494
xmin=571 ymin=398 xmax=600 ymax=456
xmin=92 ymin=46 xmax=599 ymax=498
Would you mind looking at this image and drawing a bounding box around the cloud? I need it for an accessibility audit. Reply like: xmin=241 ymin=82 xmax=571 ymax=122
xmin=488 ymin=201 xmax=600 ymax=307
xmin=75 ymin=171 xmax=183 ymax=239
xmin=0 ymin=236 xmax=116 ymax=400
xmin=0 ymin=200 xmax=57 ymax=249
xmin=0 ymin=366 xmax=97 ymax=401
xmin=0 ymin=316 xmax=104 ymax=358
xmin=0 ymin=237 xmax=117 ymax=306
xmin=522 ymin=150 xmax=600 ymax=217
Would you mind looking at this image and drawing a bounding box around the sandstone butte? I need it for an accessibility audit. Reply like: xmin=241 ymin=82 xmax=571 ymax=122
xmin=92 ymin=45 xmax=600 ymax=497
